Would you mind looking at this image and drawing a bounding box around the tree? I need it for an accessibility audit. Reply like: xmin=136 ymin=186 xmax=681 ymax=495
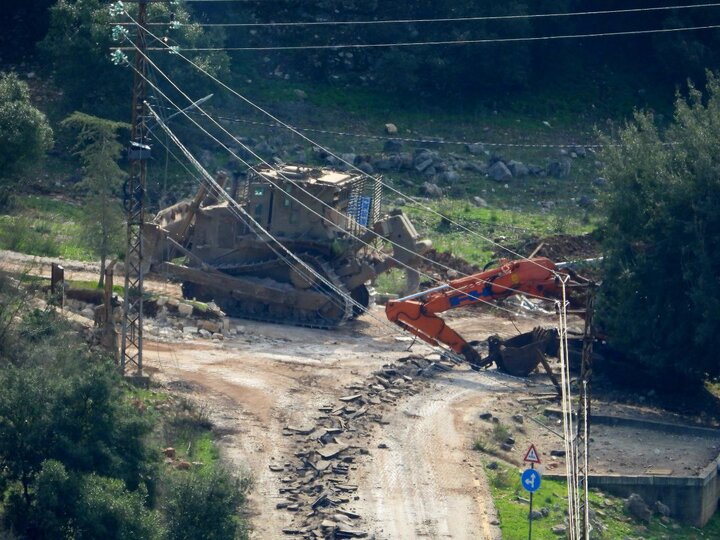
xmin=61 ymin=112 xmax=128 ymax=287
xmin=598 ymin=73 xmax=720 ymax=390
xmin=41 ymin=0 xmax=230 ymax=119
xmin=0 ymin=73 xmax=53 ymax=178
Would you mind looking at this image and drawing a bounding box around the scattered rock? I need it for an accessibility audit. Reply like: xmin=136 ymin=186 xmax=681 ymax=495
xmin=530 ymin=509 xmax=543 ymax=520
xmin=385 ymin=123 xmax=398 ymax=135
xmin=198 ymin=329 xmax=212 ymax=339
xmin=177 ymin=303 xmax=194 ymax=317
xmin=293 ymin=89 xmax=307 ymax=100
xmin=182 ymin=326 xmax=198 ymax=335
xmin=472 ymin=196 xmax=488 ymax=208
xmin=487 ymin=461 xmax=499 ymax=470
xmin=479 ymin=411 xmax=493 ymax=420
xmin=500 ymin=442 xmax=513 ymax=452
xmin=421 ymin=182 xmax=443 ymax=198
xmin=550 ymin=449 xmax=566 ymax=457
xmin=577 ymin=195 xmax=593 ymax=208
xmin=465 ymin=143 xmax=486 ymax=155
xmin=163 ymin=447 xmax=176 ymax=458
xmin=625 ymin=493 xmax=652 ymax=522
xmin=654 ymin=500 xmax=671 ymax=517
xmin=547 ymin=159 xmax=572 ymax=178
xmin=175 ymin=460 xmax=191 ymax=471
xmin=593 ymin=176 xmax=608 ymax=187
xmin=552 ymin=524 xmax=567 ymax=535
xmin=512 ymin=414 xmax=524 ymax=424
xmin=199 ymin=319 xmax=222 ymax=334
xmin=507 ymin=160 xmax=529 ymax=178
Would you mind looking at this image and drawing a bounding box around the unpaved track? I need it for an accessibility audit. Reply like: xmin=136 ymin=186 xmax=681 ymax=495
xmin=143 ymin=309 xmax=545 ymax=539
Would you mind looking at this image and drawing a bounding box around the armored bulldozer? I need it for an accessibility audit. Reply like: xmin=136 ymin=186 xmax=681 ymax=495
xmin=144 ymin=165 xmax=431 ymax=328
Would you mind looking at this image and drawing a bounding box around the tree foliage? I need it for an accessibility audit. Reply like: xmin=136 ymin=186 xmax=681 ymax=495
xmin=0 ymin=284 xmax=250 ymax=539
xmin=163 ymin=467 xmax=250 ymax=540
xmin=0 ymin=73 xmax=53 ymax=178
xmin=598 ymin=73 xmax=720 ymax=390
xmin=41 ymin=0 xmax=230 ymax=119
xmin=61 ymin=112 xmax=128 ymax=286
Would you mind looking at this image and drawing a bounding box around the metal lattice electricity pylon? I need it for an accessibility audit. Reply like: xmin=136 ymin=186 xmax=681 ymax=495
xmin=121 ymin=0 xmax=150 ymax=376
xmin=576 ymin=291 xmax=596 ymax=540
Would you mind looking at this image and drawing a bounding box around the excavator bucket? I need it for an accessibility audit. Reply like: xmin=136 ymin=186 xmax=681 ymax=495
xmin=485 ymin=328 xmax=558 ymax=377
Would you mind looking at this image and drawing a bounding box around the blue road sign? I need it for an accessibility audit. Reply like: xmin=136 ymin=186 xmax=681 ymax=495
xmin=521 ymin=468 xmax=542 ymax=493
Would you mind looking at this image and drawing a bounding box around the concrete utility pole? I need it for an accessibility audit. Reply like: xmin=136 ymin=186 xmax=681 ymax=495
xmin=121 ymin=0 xmax=151 ymax=378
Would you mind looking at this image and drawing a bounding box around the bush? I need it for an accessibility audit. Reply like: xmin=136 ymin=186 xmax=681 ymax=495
xmin=598 ymin=73 xmax=720 ymax=390
xmin=0 ymin=73 xmax=53 ymax=178
xmin=163 ymin=466 xmax=251 ymax=540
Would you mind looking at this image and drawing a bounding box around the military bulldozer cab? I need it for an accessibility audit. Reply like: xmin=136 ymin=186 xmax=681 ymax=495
xmin=145 ymin=165 xmax=431 ymax=328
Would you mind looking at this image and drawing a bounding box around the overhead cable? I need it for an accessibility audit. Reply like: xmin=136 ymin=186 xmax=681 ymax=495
xmin=129 ymin=2 xmax=720 ymax=27
xmin=127 ymin=38 xmax=560 ymax=309
xmin=121 ymin=14 xmax=561 ymax=277
xmin=146 ymin=24 xmax=720 ymax=51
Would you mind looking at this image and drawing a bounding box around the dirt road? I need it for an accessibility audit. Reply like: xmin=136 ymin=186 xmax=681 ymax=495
xmin=143 ymin=308 xmax=546 ymax=539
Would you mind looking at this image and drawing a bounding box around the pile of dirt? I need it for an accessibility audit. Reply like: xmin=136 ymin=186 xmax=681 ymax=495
xmin=419 ymin=248 xmax=480 ymax=281
xmin=507 ymin=233 xmax=601 ymax=262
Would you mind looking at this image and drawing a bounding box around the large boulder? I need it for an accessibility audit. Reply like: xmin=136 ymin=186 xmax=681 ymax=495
xmin=488 ymin=160 xmax=512 ymax=182
xmin=508 ymin=160 xmax=529 ymax=178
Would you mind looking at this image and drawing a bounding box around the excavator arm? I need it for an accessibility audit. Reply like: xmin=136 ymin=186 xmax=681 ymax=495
xmin=385 ymin=257 xmax=585 ymax=368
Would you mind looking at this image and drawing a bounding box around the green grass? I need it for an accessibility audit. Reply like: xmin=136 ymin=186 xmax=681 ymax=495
xmin=402 ymin=199 xmax=596 ymax=267
xmin=68 ymin=279 xmax=125 ymax=296
xmin=0 ymin=195 xmax=95 ymax=260
xmin=485 ymin=461 xmax=720 ymax=540
xmin=128 ymin=388 xmax=220 ymax=472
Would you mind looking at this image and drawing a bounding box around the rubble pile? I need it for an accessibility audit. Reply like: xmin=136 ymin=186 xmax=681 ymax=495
xmin=274 ymin=353 xmax=454 ymax=538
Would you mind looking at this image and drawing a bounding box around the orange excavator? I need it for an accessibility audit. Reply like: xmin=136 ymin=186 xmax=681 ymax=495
xmin=385 ymin=257 xmax=592 ymax=372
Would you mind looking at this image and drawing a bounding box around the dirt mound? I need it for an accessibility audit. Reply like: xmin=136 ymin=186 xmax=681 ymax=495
xmin=419 ymin=248 xmax=480 ymax=280
xmin=504 ymin=233 xmax=601 ymax=262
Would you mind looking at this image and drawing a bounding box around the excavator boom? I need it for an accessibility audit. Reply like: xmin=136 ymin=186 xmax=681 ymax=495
xmin=385 ymin=257 xmax=587 ymax=368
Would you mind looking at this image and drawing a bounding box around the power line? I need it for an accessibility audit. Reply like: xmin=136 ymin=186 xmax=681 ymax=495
xmin=126 ymin=2 xmax=720 ymax=28
xmin=134 ymin=56 xmax=551 ymax=313
xmin=127 ymin=39 xmax=561 ymax=328
xmin=122 ymin=15 xmax=566 ymax=276
xmin=145 ymin=24 xmax=720 ymax=51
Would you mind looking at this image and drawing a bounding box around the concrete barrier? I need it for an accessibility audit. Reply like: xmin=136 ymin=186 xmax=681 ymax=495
xmin=544 ymin=410 xmax=720 ymax=527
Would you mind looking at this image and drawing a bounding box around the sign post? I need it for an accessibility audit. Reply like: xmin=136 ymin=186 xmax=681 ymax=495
xmin=522 ymin=444 xmax=542 ymax=540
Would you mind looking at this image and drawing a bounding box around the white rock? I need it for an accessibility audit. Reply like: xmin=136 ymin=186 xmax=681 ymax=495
xmin=198 ymin=329 xmax=212 ymax=338
xmin=177 ymin=303 xmax=193 ymax=316
xmin=182 ymin=326 xmax=198 ymax=335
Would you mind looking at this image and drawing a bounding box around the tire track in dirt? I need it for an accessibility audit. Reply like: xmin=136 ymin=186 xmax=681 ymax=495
xmin=356 ymin=370 xmax=522 ymax=540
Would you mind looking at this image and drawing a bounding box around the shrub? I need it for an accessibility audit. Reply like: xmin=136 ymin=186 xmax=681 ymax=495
xmin=163 ymin=466 xmax=251 ymax=540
